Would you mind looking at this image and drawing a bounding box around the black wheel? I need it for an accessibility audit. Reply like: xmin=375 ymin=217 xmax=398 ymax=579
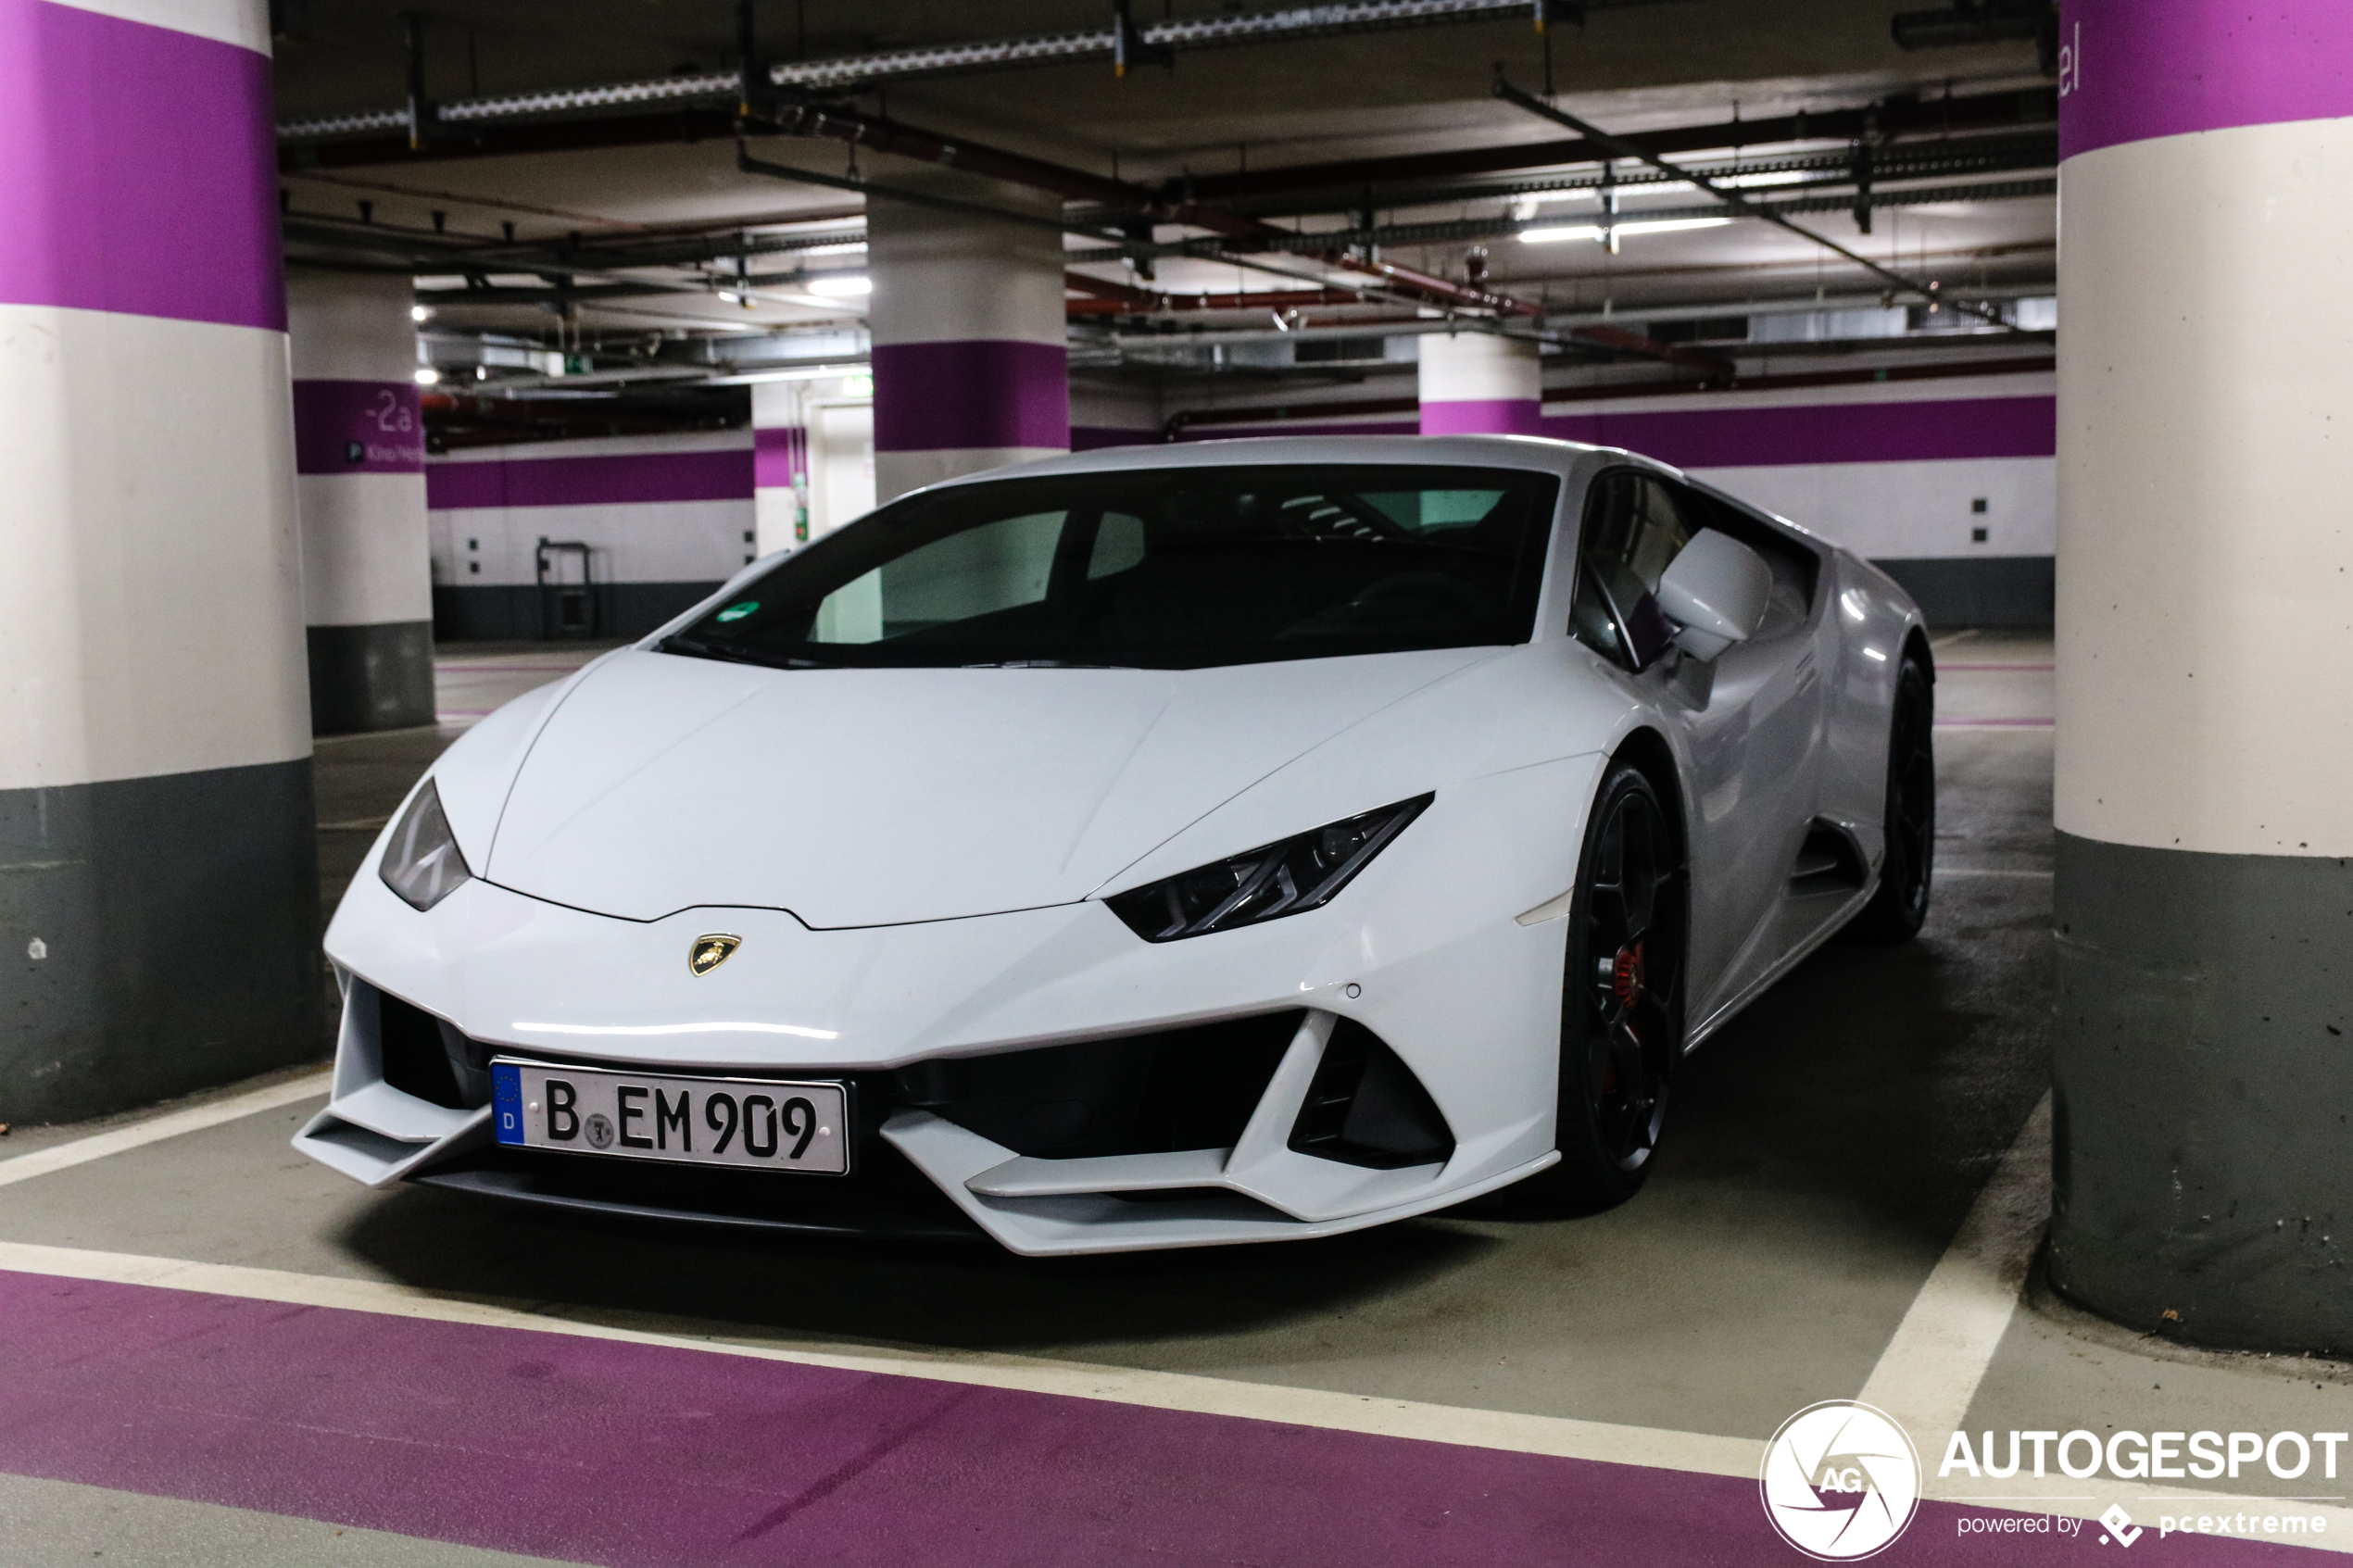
xmin=1845 ymin=654 xmax=1935 ymax=944
xmin=1537 ymin=759 xmax=1687 ymax=1212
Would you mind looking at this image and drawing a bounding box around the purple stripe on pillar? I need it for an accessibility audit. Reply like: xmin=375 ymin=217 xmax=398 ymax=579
xmin=873 ymin=340 xmax=1069 ymax=453
xmin=426 ymin=449 xmax=753 ymax=509
xmin=2057 ymin=0 xmax=2353 ymax=161
xmin=753 ymin=425 xmax=807 ymax=489
xmin=1421 ymin=398 xmax=1548 ymax=437
xmin=1540 ymin=395 xmax=2056 ymax=467
xmin=0 ymin=1271 xmax=2302 ymax=1567
xmin=293 ymin=381 xmax=426 ymax=474
xmin=0 ymin=0 xmax=283 ymax=331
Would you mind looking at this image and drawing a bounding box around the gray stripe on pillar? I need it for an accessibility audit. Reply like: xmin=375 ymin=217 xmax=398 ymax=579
xmin=2050 ymin=830 xmax=2353 ymax=1352
xmin=1 ymin=760 xmax=322 ymax=1124
xmin=307 ymin=621 xmax=436 ymax=734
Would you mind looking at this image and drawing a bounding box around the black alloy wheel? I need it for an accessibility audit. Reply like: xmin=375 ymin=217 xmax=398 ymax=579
xmin=1541 ymin=759 xmax=1687 ymax=1212
xmin=1845 ymin=654 xmax=1935 ymax=944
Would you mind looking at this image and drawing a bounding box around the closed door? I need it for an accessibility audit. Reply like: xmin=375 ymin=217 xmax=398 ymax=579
xmin=810 ymin=400 xmax=876 ymax=538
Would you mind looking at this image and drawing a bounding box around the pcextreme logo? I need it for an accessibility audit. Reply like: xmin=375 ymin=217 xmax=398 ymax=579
xmin=1760 ymin=1401 xmax=1922 ymax=1561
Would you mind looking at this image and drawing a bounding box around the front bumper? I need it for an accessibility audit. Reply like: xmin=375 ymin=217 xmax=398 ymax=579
xmin=301 ymin=760 xmax=1594 ymax=1254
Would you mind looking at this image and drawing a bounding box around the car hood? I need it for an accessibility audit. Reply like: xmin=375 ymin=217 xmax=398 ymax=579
xmin=479 ymin=646 xmax=1499 ymax=927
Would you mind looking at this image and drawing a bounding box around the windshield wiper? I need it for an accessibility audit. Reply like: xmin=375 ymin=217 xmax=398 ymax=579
xmin=659 ymin=635 xmax=843 ymax=670
xmin=959 ymin=659 xmax=1137 ymax=670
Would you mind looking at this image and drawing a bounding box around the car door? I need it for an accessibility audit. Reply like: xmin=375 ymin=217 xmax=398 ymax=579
xmin=1567 ymin=468 xmax=1826 ymax=1022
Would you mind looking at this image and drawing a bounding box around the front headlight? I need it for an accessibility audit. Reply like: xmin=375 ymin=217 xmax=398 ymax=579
xmin=379 ymin=779 xmax=472 ymax=911
xmin=1105 ymin=794 xmax=1432 ymax=942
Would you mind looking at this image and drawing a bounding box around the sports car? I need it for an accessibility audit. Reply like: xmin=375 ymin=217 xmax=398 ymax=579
xmin=296 ymin=435 xmax=1933 ymax=1254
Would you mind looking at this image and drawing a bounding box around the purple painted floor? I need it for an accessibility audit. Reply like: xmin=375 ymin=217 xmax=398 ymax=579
xmin=0 ymin=1270 xmax=2319 ymax=1566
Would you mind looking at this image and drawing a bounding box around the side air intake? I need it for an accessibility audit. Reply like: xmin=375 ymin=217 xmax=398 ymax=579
xmin=1789 ymin=819 xmax=1869 ymax=898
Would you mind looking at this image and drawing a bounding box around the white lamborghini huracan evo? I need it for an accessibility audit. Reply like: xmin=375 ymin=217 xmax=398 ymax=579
xmin=297 ymin=436 xmax=1932 ymax=1254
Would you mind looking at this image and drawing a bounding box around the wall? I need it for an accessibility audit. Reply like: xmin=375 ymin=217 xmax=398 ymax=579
xmin=1544 ymin=371 xmax=2057 ymax=628
xmin=1158 ymin=368 xmax=2057 ymax=628
xmin=426 ymin=433 xmax=756 ymax=642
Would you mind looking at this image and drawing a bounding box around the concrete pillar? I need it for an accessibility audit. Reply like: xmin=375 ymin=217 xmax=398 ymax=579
xmin=751 ymin=380 xmax=810 ymax=555
xmin=1417 ymin=332 xmax=1543 ymax=435
xmin=866 ymin=171 xmax=1068 ymax=503
xmin=0 ymin=0 xmax=320 ymax=1122
xmin=2050 ymin=0 xmax=2353 ymax=1350
xmin=287 ymin=270 xmax=434 ymax=732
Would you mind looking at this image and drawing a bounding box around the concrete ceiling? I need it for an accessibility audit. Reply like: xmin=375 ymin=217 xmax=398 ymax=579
xmin=271 ymin=1 xmax=2054 ymax=370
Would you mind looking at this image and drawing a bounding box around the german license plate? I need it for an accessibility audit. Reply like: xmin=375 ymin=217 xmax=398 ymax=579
xmin=490 ymin=1058 xmax=849 ymax=1174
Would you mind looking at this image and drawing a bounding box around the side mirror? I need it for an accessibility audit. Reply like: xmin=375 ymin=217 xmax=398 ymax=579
xmin=1656 ymin=529 xmax=1772 ymax=661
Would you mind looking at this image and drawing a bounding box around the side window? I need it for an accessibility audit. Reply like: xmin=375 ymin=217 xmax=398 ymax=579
xmin=1087 ymin=511 xmax=1147 ymax=579
xmin=1570 ymin=470 xmax=1690 ymax=668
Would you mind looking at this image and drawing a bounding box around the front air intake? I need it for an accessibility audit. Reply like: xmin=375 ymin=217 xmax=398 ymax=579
xmin=373 ymin=986 xmax=493 ymax=1110
xmin=1288 ymin=1020 xmax=1453 ymax=1169
xmin=892 ymin=1011 xmax=1300 ymax=1159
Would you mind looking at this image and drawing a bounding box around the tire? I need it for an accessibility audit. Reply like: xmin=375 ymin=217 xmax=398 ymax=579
xmin=1537 ymin=758 xmax=1688 ymax=1213
xmin=1844 ymin=654 xmax=1935 ymax=944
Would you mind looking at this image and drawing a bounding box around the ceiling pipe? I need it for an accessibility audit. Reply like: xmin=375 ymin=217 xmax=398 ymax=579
xmin=282 ymin=0 xmax=1703 ymax=140
xmin=1169 ymin=87 xmax=2055 ymax=206
xmin=1491 ymin=75 xmax=2023 ymax=333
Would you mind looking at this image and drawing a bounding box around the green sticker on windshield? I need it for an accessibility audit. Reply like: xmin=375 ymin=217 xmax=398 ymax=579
xmin=714 ymin=600 xmax=759 ymax=623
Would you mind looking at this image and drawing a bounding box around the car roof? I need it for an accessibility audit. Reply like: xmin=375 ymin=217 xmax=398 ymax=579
xmin=927 ymin=433 xmax=1650 ymax=489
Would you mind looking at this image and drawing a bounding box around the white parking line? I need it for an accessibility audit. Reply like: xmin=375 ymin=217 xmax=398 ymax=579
xmin=1858 ymin=1091 xmax=2052 ymax=1455
xmin=0 ymin=1237 xmax=1765 ymax=1482
xmin=0 ymin=1073 xmax=331 ymax=1191
xmin=0 ymin=1235 xmax=2341 ymax=1550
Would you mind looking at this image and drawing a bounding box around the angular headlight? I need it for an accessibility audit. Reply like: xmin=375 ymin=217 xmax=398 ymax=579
xmin=379 ymin=779 xmax=472 ymax=911
xmin=1105 ymin=794 xmax=1432 ymax=942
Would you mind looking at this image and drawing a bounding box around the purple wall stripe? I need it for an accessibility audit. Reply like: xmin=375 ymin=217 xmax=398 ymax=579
xmin=753 ymin=425 xmax=807 ymax=489
xmin=0 ymin=1271 xmax=2304 ymax=1567
xmin=873 ymin=339 xmax=1070 ymax=453
xmin=0 ymin=0 xmax=283 ymax=331
xmin=1422 ymin=397 xmax=1548 ymax=437
xmin=293 ymin=381 xmax=426 ymax=475
xmin=2058 ymin=0 xmax=2353 ymax=161
xmin=1176 ymin=421 xmax=1421 ymax=442
xmin=1541 ymin=395 xmax=2056 ymax=468
xmin=1164 ymin=396 xmax=2052 ymax=465
xmin=428 ymin=449 xmax=753 ymax=510
xmin=1072 ymin=424 xmax=1158 ymax=451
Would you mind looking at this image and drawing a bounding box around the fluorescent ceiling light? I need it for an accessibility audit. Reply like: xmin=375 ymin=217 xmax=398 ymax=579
xmin=1617 ymin=217 xmax=1735 ymax=236
xmin=413 ymin=366 xmax=441 ymax=384
xmin=1518 ymin=217 xmax=1734 ymax=244
xmin=806 ymin=275 xmax=872 ymax=296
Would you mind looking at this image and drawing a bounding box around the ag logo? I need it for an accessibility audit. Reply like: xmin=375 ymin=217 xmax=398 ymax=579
xmin=689 ymin=933 xmax=742 ymax=976
xmin=1760 ymin=1400 xmax=1920 ymax=1561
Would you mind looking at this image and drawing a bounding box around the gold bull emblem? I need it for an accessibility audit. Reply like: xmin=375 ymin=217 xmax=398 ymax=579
xmin=689 ymin=934 xmax=742 ymax=976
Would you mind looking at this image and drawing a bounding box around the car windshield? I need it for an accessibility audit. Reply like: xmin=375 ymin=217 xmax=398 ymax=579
xmin=661 ymin=463 xmax=1561 ymax=671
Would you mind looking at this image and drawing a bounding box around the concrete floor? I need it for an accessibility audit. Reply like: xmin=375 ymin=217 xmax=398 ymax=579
xmin=1 ymin=633 xmax=2345 ymax=1565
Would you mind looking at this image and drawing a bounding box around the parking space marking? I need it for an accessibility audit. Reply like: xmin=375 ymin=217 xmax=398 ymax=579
xmin=2 ymin=1222 xmax=2345 ymax=1550
xmin=1859 ymin=1090 xmax=2052 ymax=1449
xmin=0 ymin=1074 xmax=330 ymax=1191
xmin=0 ymin=1238 xmax=1762 ymax=1482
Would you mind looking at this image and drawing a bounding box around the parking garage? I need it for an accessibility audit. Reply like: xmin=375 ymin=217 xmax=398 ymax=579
xmin=3 ymin=0 xmax=2349 ymax=1562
